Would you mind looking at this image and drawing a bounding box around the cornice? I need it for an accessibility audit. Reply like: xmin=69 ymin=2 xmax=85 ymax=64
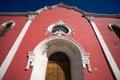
xmin=0 ymin=12 xmax=38 ymax=16
xmin=37 ymin=3 xmax=120 ymax=18
xmin=0 ymin=3 xmax=120 ymax=18
xmin=37 ymin=3 xmax=85 ymax=14
xmin=84 ymin=12 xmax=120 ymax=18
xmin=53 ymin=3 xmax=85 ymax=14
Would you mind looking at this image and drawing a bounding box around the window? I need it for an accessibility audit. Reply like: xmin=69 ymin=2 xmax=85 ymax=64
xmin=0 ymin=20 xmax=15 ymax=37
xmin=52 ymin=25 xmax=69 ymax=34
xmin=45 ymin=20 xmax=74 ymax=36
xmin=108 ymin=24 xmax=120 ymax=38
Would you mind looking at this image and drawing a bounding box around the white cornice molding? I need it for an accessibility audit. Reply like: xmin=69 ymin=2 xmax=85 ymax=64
xmin=36 ymin=3 xmax=85 ymax=14
xmin=36 ymin=3 xmax=120 ymax=18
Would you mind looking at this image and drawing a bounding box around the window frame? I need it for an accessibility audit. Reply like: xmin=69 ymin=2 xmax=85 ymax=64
xmin=108 ymin=23 xmax=120 ymax=38
xmin=46 ymin=20 xmax=73 ymax=35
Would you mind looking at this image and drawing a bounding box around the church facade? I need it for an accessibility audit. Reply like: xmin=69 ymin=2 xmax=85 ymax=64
xmin=0 ymin=3 xmax=120 ymax=80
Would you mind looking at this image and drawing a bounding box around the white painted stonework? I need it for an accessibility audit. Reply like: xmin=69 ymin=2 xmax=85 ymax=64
xmin=45 ymin=20 xmax=75 ymax=36
xmin=27 ymin=36 xmax=91 ymax=80
xmin=30 ymin=54 xmax=48 ymax=80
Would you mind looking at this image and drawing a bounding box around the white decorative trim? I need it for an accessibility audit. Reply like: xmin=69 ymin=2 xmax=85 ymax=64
xmin=25 ymin=51 xmax=35 ymax=70
xmin=0 ymin=20 xmax=15 ymax=37
xmin=0 ymin=20 xmax=15 ymax=28
xmin=36 ymin=3 xmax=85 ymax=14
xmin=36 ymin=8 xmax=45 ymax=13
xmin=86 ymin=16 xmax=120 ymax=80
xmin=108 ymin=23 xmax=120 ymax=31
xmin=30 ymin=44 xmax=48 ymax=80
xmin=28 ymin=15 xmax=36 ymax=20
xmin=108 ymin=24 xmax=113 ymax=31
xmin=29 ymin=36 xmax=91 ymax=80
xmin=82 ymin=53 xmax=92 ymax=72
xmin=0 ymin=15 xmax=35 ymax=80
xmin=45 ymin=20 xmax=75 ymax=36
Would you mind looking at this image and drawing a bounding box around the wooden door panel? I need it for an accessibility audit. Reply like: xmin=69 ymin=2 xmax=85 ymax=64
xmin=45 ymin=62 xmax=70 ymax=80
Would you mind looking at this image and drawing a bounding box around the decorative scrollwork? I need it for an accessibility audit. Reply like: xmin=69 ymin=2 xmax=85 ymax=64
xmin=25 ymin=51 xmax=35 ymax=70
xmin=82 ymin=53 xmax=92 ymax=72
xmin=45 ymin=20 xmax=74 ymax=36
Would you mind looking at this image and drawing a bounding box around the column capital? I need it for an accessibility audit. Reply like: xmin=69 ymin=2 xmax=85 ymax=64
xmin=28 ymin=14 xmax=37 ymax=20
xmin=86 ymin=16 xmax=94 ymax=22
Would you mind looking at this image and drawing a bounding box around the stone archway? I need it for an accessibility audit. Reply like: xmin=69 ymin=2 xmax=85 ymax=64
xmin=45 ymin=37 xmax=84 ymax=80
xmin=27 ymin=36 xmax=91 ymax=80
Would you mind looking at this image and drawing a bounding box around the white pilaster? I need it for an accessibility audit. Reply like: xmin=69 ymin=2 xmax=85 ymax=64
xmin=30 ymin=54 xmax=48 ymax=80
xmin=30 ymin=45 xmax=48 ymax=80
xmin=86 ymin=16 xmax=120 ymax=80
xmin=0 ymin=14 xmax=36 ymax=80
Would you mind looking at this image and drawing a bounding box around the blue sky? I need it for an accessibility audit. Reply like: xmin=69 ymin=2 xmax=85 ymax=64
xmin=0 ymin=0 xmax=120 ymax=14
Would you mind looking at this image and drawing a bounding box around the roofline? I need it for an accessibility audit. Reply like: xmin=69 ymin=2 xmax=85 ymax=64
xmin=84 ymin=12 xmax=120 ymax=18
xmin=36 ymin=3 xmax=85 ymax=14
xmin=0 ymin=3 xmax=120 ymax=18
xmin=0 ymin=12 xmax=38 ymax=16
xmin=37 ymin=3 xmax=120 ymax=18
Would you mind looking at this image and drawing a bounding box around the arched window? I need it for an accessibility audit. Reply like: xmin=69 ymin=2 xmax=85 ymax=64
xmin=108 ymin=24 xmax=120 ymax=39
xmin=0 ymin=20 xmax=15 ymax=37
xmin=45 ymin=20 xmax=74 ymax=36
xmin=52 ymin=25 xmax=69 ymax=34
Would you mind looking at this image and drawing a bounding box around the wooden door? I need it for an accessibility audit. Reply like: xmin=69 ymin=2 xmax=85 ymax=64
xmin=45 ymin=61 xmax=71 ymax=80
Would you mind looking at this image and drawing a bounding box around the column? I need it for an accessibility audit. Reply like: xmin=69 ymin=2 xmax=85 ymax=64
xmin=86 ymin=16 xmax=120 ymax=80
xmin=30 ymin=45 xmax=48 ymax=80
xmin=0 ymin=14 xmax=36 ymax=80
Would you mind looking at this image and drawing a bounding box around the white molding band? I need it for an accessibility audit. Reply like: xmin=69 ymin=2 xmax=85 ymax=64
xmin=86 ymin=16 xmax=120 ymax=80
xmin=0 ymin=15 xmax=35 ymax=80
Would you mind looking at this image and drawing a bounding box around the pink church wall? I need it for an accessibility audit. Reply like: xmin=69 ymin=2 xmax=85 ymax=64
xmin=1 ymin=6 xmax=119 ymax=80
xmin=94 ymin=18 xmax=120 ymax=69
xmin=0 ymin=16 xmax=27 ymax=66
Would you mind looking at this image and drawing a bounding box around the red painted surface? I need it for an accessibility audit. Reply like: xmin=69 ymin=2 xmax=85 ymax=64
xmin=94 ymin=18 xmax=120 ymax=69
xmin=1 ymin=6 xmax=118 ymax=80
xmin=0 ymin=16 xmax=27 ymax=66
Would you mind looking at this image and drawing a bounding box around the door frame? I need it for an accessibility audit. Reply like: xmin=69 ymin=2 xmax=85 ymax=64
xmin=46 ymin=52 xmax=71 ymax=80
xmin=29 ymin=36 xmax=91 ymax=80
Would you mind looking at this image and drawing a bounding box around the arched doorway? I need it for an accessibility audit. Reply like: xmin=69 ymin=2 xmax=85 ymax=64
xmin=29 ymin=36 xmax=91 ymax=80
xmin=45 ymin=52 xmax=71 ymax=80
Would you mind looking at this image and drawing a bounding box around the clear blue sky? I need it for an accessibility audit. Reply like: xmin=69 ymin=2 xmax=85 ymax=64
xmin=0 ymin=0 xmax=120 ymax=14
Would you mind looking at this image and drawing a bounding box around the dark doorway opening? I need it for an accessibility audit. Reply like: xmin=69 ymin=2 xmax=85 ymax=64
xmin=45 ymin=52 xmax=71 ymax=80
